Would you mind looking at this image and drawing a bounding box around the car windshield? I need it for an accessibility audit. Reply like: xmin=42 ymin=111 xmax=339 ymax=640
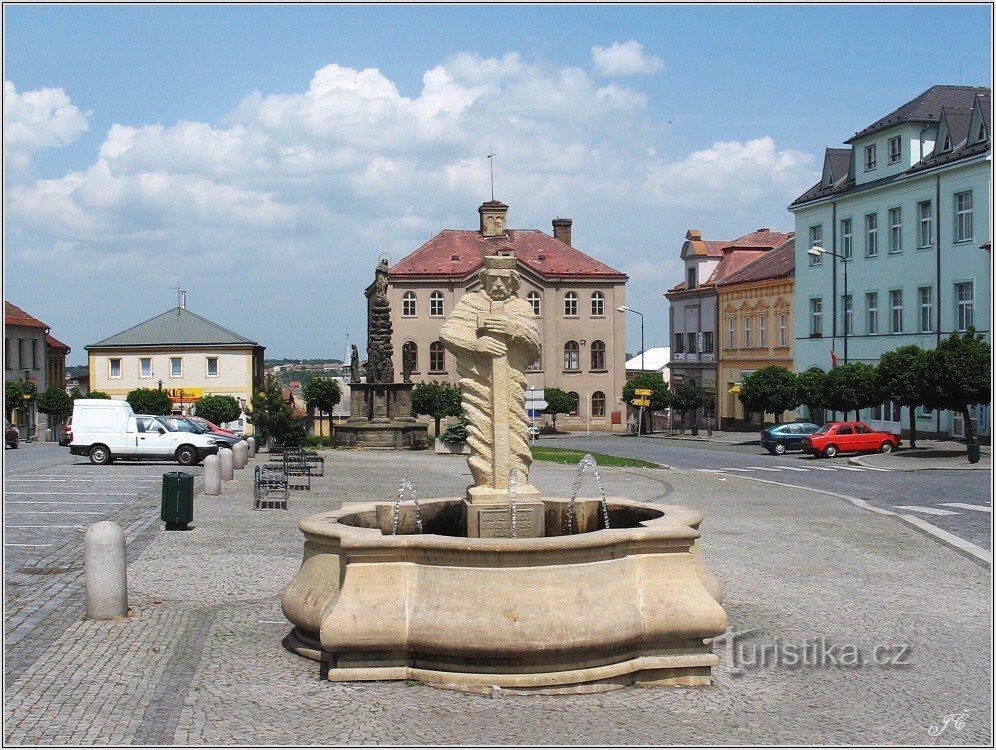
xmin=161 ymin=417 xmax=203 ymax=433
xmin=814 ymin=425 xmax=832 ymax=436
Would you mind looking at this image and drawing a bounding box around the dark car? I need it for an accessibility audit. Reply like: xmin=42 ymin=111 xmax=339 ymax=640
xmin=175 ymin=417 xmax=240 ymax=448
xmin=760 ymin=422 xmax=820 ymax=455
xmin=59 ymin=416 xmax=73 ymax=446
xmin=5 ymin=418 xmax=19 ymax=449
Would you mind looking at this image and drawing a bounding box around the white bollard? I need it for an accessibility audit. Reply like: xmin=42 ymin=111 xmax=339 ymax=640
xmin=219 ymin=447 xmax=234 ymax=480
xmin=203 ymin=454 xmax=221 ymax=495
xmin=84 ymin=521 xmax=128 ymax=620
xmin=247 ymin=437 xmax=256 ymax=458
xmin=233 ymin=441 xmax=247 ymax=469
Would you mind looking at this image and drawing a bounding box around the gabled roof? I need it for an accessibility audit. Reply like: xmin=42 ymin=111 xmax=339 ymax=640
xmin=822 ymin=148 xmax=852 ymax=187
xmin=625 ymin=346 xmax=671 ymax=371
xmin=5 ymin=301 xmax=48 ymax=329
xmin=87 ymin=307 xmax=260 ymax=349
xmin=680 ymin=229 xmax=728 ymax=260
xmin=45 ymin=334 xmax=71 ymax=354
xmin=389 ymin=229 xmax=627 ymax=281
xmin=703 ymin=229 xmax=793 ymax=286
xmin=845 ymin=85 xmax=989 ymax=144
xmin=716 ymin=236 xmax=796 ymax=287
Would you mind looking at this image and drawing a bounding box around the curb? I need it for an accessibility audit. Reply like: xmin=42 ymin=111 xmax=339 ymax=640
xmin=849 ymin=454 xmax=991 ymax=472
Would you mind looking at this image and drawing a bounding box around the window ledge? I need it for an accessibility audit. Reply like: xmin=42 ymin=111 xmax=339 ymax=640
xmin=427 ymin=370 xmax=448 ymax=375
xmin=563 ymin=369 xmax=581 ymax=374
xmin=809 ymin=333 xmax=822 ymax=339
xmin=589 ymin=369 xmax=609 ymax=374
xmin=953 ymin=239 xmax=975 ymax=245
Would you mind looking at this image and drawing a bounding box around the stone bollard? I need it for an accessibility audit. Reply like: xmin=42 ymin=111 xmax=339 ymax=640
xmin=45 ymin=428 xmax=53 ymax=442
xmin=233 ymin=441 xmax=247 ymax=469
xmin=84 ymin=521 xmax=128 ymax=620
xmin=247 ymin=437 xmax=256 ymax=458
xmin=203 ymin=453 xmax=221 ymax=495
xmin=219 ymin=447 xmax=234 ymax=480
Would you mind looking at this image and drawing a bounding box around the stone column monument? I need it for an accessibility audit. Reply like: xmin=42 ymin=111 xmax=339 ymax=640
xmin=440 ymin=255 xmax=544 ymax=537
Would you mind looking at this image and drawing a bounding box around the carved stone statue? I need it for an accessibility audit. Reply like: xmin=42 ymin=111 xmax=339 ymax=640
xmin=440 ymin=255 xmax=540 ymax=498
xmin=350 ymin=345 xmax=361 ymax=383
xmin=366 ymin=258 xmax=394 ymax=384
xmin=401 ymin=341 xmax=416 ymax=384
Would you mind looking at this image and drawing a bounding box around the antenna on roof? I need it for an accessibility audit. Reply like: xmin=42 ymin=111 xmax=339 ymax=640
xmin=487 ymin=146 xmax=496 ymax=201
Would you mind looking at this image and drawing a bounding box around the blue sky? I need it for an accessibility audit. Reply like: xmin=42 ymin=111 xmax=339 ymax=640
xmin=4 ymin=4 xmax=991 ymax=363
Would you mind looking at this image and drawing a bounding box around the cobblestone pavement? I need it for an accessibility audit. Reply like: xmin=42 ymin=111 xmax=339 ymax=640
xmin=3 ymin=448 xmax=992 ymax=745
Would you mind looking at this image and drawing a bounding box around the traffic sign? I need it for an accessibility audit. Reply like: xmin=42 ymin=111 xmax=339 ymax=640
xmin=634 ymin=388 xmax=652 ymax=396
xmin=631 ymin=398 xmax=650 ymax=407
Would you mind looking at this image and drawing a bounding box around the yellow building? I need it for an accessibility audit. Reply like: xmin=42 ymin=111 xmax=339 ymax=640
xmin=715 ymin=236 xmax=796 ymax=428
xmin=86 ymin=302 xmax=265 ymax=419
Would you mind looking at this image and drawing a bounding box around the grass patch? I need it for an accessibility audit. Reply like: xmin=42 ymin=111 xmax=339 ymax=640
xmin=530 ymin=446 xmax=661 ymax=468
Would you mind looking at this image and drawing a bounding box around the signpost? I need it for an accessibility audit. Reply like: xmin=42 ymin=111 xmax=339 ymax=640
xmin=525 ymin=387 xmax=547 ymax=445
xmin=632 ymin=389 xmax=652 ymax=461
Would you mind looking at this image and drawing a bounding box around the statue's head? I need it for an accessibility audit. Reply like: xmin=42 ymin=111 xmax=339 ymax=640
xmin=480 ymin=255 xmax=519 ymax=302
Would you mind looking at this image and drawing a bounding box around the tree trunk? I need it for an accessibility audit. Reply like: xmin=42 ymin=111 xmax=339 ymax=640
xmin=908 ymin=406 xmax=917 ymax=449
xmin=434 ymin=416 xmax=442 ymax=437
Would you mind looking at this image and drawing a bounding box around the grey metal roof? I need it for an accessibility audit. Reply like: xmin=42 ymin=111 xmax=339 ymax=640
xmin=87 ymin=307 xmax=260 ymax=349
xmin=826 ymin=148 xmax=852 ymax=184
xmin=845 ymin=85 xmax=989 ymax=144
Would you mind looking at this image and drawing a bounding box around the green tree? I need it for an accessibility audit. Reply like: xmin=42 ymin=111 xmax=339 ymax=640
xmin=824 ymin=362 xmax=879 ymax=421
xmin=739 ymin=366 xmax=799 ymax=423
xmin=127 ymin=388 xmax=173 ymax=415
xmin=622 ymin=372 xmax=670 ymax=434
xmin=411 ymin=381 xmax=462 ymax=436
xmin=671 ymin=384 xmax=706 ymax=431
xmin=795 ymin=367 xmax=827 ymax=422
xmin=85 ymin=391 xmax=111 ymax=400
xmin=5 ymin=379 xmax=26 ymax=420
xmin=921 ymin=329 xmax=991 ymax=447
xmin=440 ymin=415 xmax=469 ymax=443
xmin=36 ymin=388 xmax=73 ymax=436
xmin=302 ymin=377 xmax=342 ymax=417
xmin=876 ymin=345 xmax=929 ymax=449
xmin=194 ymin=394 xmax=241 ymax=426
xmin=250 ymin=374 xmax=295 ymax=446
xmin=542 ymin=387 xmax=574 ymax=432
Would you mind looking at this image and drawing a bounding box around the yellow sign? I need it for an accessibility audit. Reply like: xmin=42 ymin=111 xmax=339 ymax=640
xmin=162 ymin=387 xmax=204 ymax=404
xmin=631 ymin=398 xmax=650 ymax=407
xmin=634 ymin=388 xmax=653 ymax=396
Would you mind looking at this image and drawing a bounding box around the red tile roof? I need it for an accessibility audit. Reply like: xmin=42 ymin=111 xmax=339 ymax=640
xmin=389 ymin=229 xmax=627 ymax=281
xmin=716 ymin=236 xmax=795 ymax=287
xmin=45 ymin=334 xmax=71 ymax=353
xmin=5 ymin=301 xmax=48 ymax=329
xmin=703 ymin=229 xmax=792 ymax=286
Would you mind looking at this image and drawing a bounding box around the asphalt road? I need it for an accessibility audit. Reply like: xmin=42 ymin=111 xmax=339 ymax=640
xmin=535 ymin=433 xmax=993 ymax=553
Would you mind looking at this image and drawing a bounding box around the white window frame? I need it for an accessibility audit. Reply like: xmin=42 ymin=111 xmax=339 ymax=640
xmin=778 ymin=312 xmax=787 ymax=347
xmin=429 ymin=341 xmax=445 ymax=372
xmin=758 ymin=313 xmax=766 ymax=348
xmin=590 ymin=291 xmax=605 ymax=317
xmin=955 ymin=191 xmax=973 ymax=242
xmin=842 ymin=294 xmax=853 ymax=336
xmin=864 ymin=143 xmax=877 ymax=171
xmin=866 ymin=292 xmax=879 ymax=335
xmin=402 ymin=291 xmax=417 ymax=318
xmin=526 ymin=291 xmax=541 ymax=317
xmin=563 ymin=341 xmax=580 ymax=371
xmin=865 ymin=213 xmax=878 ymax=257
xmin=918 ymin=286 xmax=933 ymax=333
xmin=888 ymin=207 xmax=902 ymax=254
xmin=810 ymin=298 xmax=823 ymax=337
xmin=744 ymin=316 xmax=752 ymax=348
xmin=139 ymin=357 xmax=153 ymax=379
xmin=727 ymin=316 xmax=735 ymax=349
xmin=808 ymin=225 xmax=823 ymax=265
xmin=109 ymin=358 xmax=122 ymax=379
xmin=590 ymin=340 xmax=606 ymax=370
xmin=956 ymin=281 xmax=974 ymax=331
xmin=888 ymin=136 xmax=901 ymax=164
xmin=917 ymin=200 xmax=932 ymax=248
xmin=429 ymin=291 xmax=444 ymax=317
xmin=841 ymin=218 xmax=853 ymax=260
xmin=674 ymin=332 xmax=685 ymax=354
xmin=889 ymin=290 xmax=903 ymax=334
xmin=206 ymin=356 xmax=219 ymax=378
xmin=564 ymin=291 xmax=579 ymax=317
xmin=170 ymin=357 xmax=183 ymax=378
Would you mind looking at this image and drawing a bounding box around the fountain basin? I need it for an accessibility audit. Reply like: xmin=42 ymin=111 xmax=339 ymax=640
xmin=282 ymin=497 xmax=727 ymax=694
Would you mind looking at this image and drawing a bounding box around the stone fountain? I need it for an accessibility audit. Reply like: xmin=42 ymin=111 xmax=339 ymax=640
xmin=282 ymin=255 xmax=727 ymax=694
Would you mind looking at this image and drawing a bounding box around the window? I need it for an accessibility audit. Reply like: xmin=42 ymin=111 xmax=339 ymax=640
xmin=866 ymin=292 xmax=879 ymax=335
xmin=429 ymin=291 xmax=444 ymax=317
xmin=956 ymin=281 xmax=974 ymax=331
xmin=888 ymin=207 xmax=902 ymax=254
xmin=744 ymin=316 xmax=752 ymax=348
xmin=109 ymin=358 xmax=122 ymax=378
xmin=686 ymin=332 xmax=697 ymax=354
xmin=888 ymin=136 xmax=902 ymax=164
xmin=758 ymin=313 xmax=766 ymax=348
xmin=727 ymin=317 xmax=735 ymax=349
xmin=527 ymin=345 xmax=542 ymax=371
xmin=890 ymin=290 xmax=903 ymax=333
xmin=590 ymin=291 xmax=605 ymax=317
xmin=563 ymin=341 xmax=580 ymax=371
xmin=673 ymin=333 xmax=685 ymax=354
xmin=206 ymin=357 xmax=219 ymax=377
xmin=140 ymin=357 xmax=152 ymax=378
xmin=808 ymin=225 xmax=823 ymax=265
xmin=918 ymin=405 xmax=934 ymax=419
xmin=841 ymin=218 xmax=853 ymax=260
xmin=701 ymin=332 xmax=714 ymax=353
xmin=955 ymin=191 xmax=973 ymax=242
xmin=810 ymin=299 xmax=823 ymax=337
xmin=591 ymin=391 xmax=606 ymax=418
xmin=527 ymin=291 xmax=541 ymax=317
xmin=842 ymin=295 xmax=852 ymax=336
xmin=402 ymin=291 xmax=417 ymax=318
xmin=429 ymin=341 xmax=445 ymax=372
xmin=568 ymin=392 xmax=580 ymax=417
xmin=687 ymin=267 xmax=697 ymax=289
xmin=865 ymin=213 xmax=878 ymax=257
xmin=778 ymin=312 xmax=788 ymax=347
xmin=564 ymin=291 xmax=578 ymax=317
xmin=864 ymin=143 xmax=877 ymax=171
xmin=170 ymin=357 xmax=182 ymax=377
xmin=918 ymin=287 xmax=933 ymax=333
xmin=590 ymin=340 xmax=606 ymax=370
xmin=918 ymin=200 xmax=932 ymax=248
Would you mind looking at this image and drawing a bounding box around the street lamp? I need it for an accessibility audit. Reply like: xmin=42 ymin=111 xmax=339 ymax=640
xmin=616 ymin=306 xmax=645 ymax=373
xmin=806 ymin=245 xmax=848 ymax=364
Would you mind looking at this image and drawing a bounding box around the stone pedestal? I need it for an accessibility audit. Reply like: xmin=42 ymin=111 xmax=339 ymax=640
xmin=335 ymin=382 xmax=428 ymax=450
xmin=466 ymin=483 xmax=543 ymax=538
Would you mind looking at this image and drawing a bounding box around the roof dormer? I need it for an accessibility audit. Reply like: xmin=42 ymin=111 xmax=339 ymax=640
xmin=935 ymin=111 xmax=953 ymax=154
xmin=968 ymin=93 xmax=990 ymax=145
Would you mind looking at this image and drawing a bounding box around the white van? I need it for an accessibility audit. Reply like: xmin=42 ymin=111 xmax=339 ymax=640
xmin=68 ymin=399 xmax=220 ymax=466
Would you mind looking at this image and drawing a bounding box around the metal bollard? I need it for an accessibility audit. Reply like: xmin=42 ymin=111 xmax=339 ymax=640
xmin=203 ymin=454 xmax=221 ymax=495
xmin=233 ymin=441 xmax=247 ymax=469
xmin=84 ymin=521 xmax=128 ymax=620
xmin=219 ymin=447 xmax=234 ymax=480
xmin=247 ymin=437 xmax=256 ymax=458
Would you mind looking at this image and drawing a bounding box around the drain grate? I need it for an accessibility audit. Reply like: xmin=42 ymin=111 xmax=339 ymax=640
xmin=17 ymin=565 xmax=80 ymax=575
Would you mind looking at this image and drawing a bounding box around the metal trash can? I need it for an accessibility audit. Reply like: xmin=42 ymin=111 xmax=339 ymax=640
xmin=967 ymin=440 xmax=981 ymax=464
xmin=691 ymin=423 xmax=699 ymax=436
xmin=161 ymin=471 xmax=193 ymax=530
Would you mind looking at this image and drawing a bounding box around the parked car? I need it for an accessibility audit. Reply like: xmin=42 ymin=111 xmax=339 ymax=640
xmin=174 ymin=417 xmax=240 ymax=449
xmin=528 ymin=424 xmax=541 ymax=438
xmin=221 ymin=418 xmax=245 ymax=438
xmin=5 ymin=418 xmax=19 ymax=449
xmin=59 ymin=416 xmax=73 ymax=446
xmin=187 ymin=415 xmax=236 ymax=438
xmin=760 ymin=422 xmax=820 ymax=455
xmin=801 ymin=421 xmax=900 ymax=458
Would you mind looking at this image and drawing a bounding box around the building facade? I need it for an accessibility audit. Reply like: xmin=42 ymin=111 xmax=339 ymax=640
xmin=388 ymin=200 xmax=629 ymax=432
xmin=715 ymin=236 xmax=796 ymax=428
xmin=87 ymin=302 xmax=265 ymax=419
xmin=790 ymin=85 xmax=991 ymax=439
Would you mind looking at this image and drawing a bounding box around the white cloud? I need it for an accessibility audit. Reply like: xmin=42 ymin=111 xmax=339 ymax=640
xmin=592 ymin=40 xmax=664 ymax=76
xmin=3 ymin=81 xmax=91 ymax=171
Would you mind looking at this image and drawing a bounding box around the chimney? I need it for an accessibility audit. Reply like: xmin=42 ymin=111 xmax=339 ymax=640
xmin=552 ymin=217 xmax=572 ymax=246
xmin=479 ymin=200 xmax=509 ymax=238
xmin=180 ymin=291 xmax=187 ymax=310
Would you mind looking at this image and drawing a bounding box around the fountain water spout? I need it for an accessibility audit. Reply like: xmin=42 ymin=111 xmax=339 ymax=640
xmin=564 ymin=454 xmax=611 ymax=535
xmin=391 ymin=477 xmax=423 ymax=535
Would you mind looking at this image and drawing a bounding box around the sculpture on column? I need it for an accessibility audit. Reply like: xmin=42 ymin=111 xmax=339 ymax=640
xmin=350 ymin=345 xmax=361 ymax=383
xmin=366 ymin=258 xmax=395 ymax=384
xmin=401 ymin=341 xmax=416 ymax=384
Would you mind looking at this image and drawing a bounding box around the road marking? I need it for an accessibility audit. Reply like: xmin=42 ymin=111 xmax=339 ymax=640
xmin=857 ymin=465 xmax=892 ymax=472
xmin=722 ymin=467 xmax=756 ymax=472
xmin=892 ymin=506 xmax=960 ymax=516
xmin=804 ymin=465 xmax=838 ymax=471
xmin=4 ymin=525 xmax=84 ymax=529
xmin=4 ymin=492 xmax=139 ymax=497
xmin=694 ymin=469 xmax=726 ymax=473
xmin=837 ymin=467 xmax=867 ymax=472
xmin=4 ymin=501 xmax=126 ymax=506
xmin=940 ymin=503 xmax=993 ymax=513
xmin=4 ymin=543 xmax=53 ymax=548
xmin=776 ymin=466 xmax=810 ymax=472
xmin=745 ymin=466 xmax=782 ymax=472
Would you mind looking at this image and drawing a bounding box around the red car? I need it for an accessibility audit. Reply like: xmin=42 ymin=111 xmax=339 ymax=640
xmin=187 ymin=416 xmax=236 ymax=438
xmin=802 ymin=421 xmax=900 ymax=458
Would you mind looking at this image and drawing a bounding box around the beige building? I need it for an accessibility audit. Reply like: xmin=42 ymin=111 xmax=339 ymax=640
xmin=87 ymin=302 xmax=265 ymax=417
xmin=388 ymin=199 xmax=629 ymax=432
xmin=715 ymin=236 xmax=797 ymax=428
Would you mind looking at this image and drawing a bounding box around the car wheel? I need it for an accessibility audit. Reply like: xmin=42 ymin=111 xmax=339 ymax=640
xmin=89 ymin=445 xmax=111 ymax=465
xmin=176 ymin=445 xmax=198 ymax=466
xmin=773 ymin=442 xmax=787 ymax=455
xmin=823 ymin=444 xmax=839 ymax=459
xmin=880 ymin=442 xmax=894 ymax=454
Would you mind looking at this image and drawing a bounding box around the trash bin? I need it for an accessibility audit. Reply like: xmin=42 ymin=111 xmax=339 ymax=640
xmin=967 ymin=440 xmax=981 ymax=464
xmin=161 ymin=471 xmax=193 ymax=530
xmin=691 ymin=423 xmax=699 ymax=436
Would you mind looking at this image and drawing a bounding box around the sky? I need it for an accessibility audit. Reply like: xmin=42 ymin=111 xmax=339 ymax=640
xmin=4 ymin=4 xmax=991 ymax=365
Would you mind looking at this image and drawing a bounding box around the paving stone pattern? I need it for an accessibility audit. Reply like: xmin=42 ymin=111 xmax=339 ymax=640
xmin=3 ymin=450 xmax=992 ymax=745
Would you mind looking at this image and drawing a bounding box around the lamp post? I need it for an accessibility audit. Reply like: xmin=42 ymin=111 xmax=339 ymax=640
xmin=22 ymin=369 xmax=33 ymax=443
xmin=807 ymin=246 xmax=848 ymax=364
xmin=616 ymin=306 xmax=645 ymax=372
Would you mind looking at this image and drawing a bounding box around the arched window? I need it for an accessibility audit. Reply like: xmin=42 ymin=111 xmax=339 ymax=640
xmin=592 ymin=391 xmax=606 ymax=417
xmin=568 ymin=391 xmax=580 ymax=416
xmin=403 ymin=341 xmax=418 ymax=373
xmin=429 ymin=291 xmax=444 ymax=317
xmin=527 ymin=345 xmax=542 ymax=371
xmin=564 ymin=291 xmax=578 ymax=317
xmin=429 ymin=341 xmax=445 ymax=372
xmin=563 ymin=341 xmax=580 ymax=371
xmin=402 ymin=291 xmax=417 ymax=318
xmin=590 ymin=340 xmax=606 ymax=370
xmin=590 ymin=291 xmax=605 ymax=317
xmin=527 ymin=291 xmax=541 ymax=317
